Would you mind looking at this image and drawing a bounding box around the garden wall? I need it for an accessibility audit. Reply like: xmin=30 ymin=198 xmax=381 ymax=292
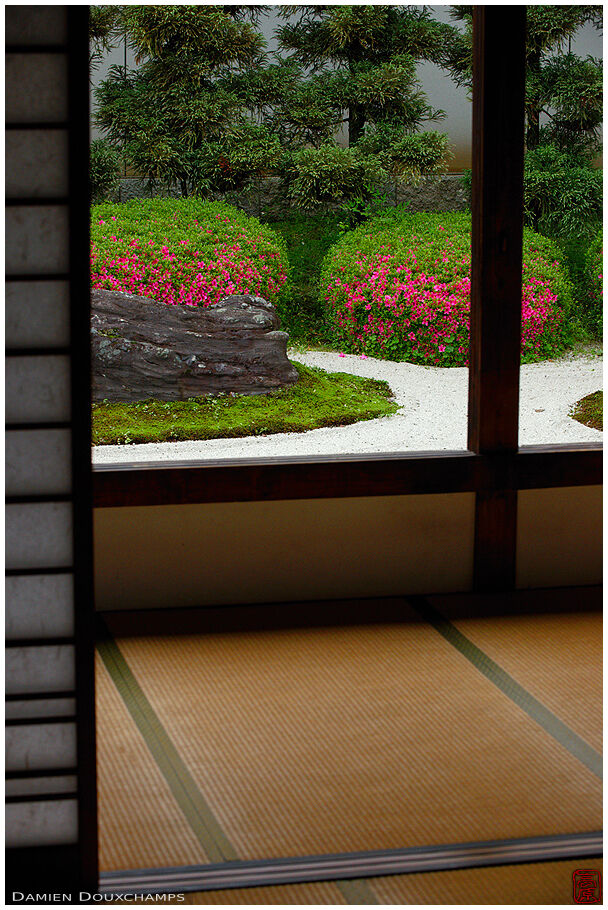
xmin=111 ymin=174 xmax=470 ymax=218
xmin=93 ymin=485 xmax=602 ymax=611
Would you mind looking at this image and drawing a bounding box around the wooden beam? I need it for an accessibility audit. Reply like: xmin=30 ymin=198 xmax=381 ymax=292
xmin=67 ymin=6 xmax=99 ymax=893
xmin=474 ymin=489 xmax=518 ymax=591
xmin=91 ymin=445 xmax=602 ymax=508
xmin=468 ymin=6 xmax=526 ymax=455
xmin=469 ymin=7 xmax=526 ymax=590
xmin=93 ymin=451 xmax=483 ymax=507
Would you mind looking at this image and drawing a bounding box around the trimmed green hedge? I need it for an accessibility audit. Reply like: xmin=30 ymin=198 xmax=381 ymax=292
xmin=320 ymin=210 xmax=574 ymax=366
xmin=91 ymin=198 xmax=290 ymax=308
xmin=585 ymin=226 xmax=603 ymax=334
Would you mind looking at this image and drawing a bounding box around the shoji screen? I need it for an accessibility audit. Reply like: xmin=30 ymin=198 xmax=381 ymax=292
xmin=6 ymin=6 xmax=97 ymax=893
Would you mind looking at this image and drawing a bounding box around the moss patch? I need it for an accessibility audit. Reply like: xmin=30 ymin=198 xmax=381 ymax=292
xmin=92 ymin=361 xmax=399 ymax=445
xmin=570 ymin=390 xmax=603 ymax=431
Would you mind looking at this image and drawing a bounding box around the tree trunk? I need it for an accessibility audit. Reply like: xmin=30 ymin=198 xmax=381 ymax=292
xmin=348 ymin=104 xmax=365 ymax=146
xmin=526 ymin=48 xmax=541 ymax=150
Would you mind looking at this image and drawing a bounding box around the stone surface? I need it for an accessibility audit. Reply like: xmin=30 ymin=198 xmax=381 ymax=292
xmin=91 ymin=289 xmax=299 ymax=401
xmin=110 ymin=174 xmax=470 ymax=216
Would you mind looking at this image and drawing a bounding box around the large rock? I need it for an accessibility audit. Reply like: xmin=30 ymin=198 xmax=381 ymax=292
xmin=91 ymin=289 xmax=299 ymax=402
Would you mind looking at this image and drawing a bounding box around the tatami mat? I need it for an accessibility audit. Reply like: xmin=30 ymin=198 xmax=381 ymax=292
xmin=96 ymin=658 xmax=210 ymax=871
xmin=181 ymin=880 xmax=347 ymax=904
xmin=100 ymin=615 xmax=601 ymax=864
xmin=444 ymin=610 xmax=601 ymax=752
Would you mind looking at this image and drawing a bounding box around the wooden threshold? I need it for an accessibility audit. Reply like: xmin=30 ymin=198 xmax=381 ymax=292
xmin=98 ymin=832 xmax=602 ymax=895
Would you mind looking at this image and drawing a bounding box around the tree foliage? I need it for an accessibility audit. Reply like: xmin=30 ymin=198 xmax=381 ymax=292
xmin=89 ymin=5 xmax=123 ymax=74
xmin=276 ymin=5 xmax=457 ymax=147
xmin=93 ymin=5 xmax=455 ymax=206
xmin=449 ymin=5 xmax=603 ymax=154
xmin=93 ymin=6 xmax=280 ymax=197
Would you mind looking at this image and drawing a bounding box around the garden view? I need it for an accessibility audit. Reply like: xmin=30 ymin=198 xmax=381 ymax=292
xmin=89 ymin=5 xmax=603 ymax=458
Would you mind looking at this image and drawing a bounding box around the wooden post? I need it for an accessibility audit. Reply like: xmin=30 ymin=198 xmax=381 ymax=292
xmin=469 ymin=7 xmax=526 ymax=589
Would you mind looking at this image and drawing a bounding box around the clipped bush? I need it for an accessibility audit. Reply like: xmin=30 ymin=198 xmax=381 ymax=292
xmin=285 ymin=144 xmax=385 ymax=210
xmin=523 ymin=145 xmax=602 ymax=240
xmin=355 ymin=126 xmax=450 ymax=179
xmin=585 ymin=226 xmax=603 ymax=333
xmin=90 ymin=139 xmax=121 ymax=203
xmin=321 ymin=210 xmax=573 ymax=366
xmin=90 ymin=197 xmax=290 ymax=308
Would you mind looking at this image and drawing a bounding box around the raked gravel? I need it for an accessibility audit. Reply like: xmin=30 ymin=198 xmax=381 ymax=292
xmin=92 ymin=349 xmax=603 ymax=464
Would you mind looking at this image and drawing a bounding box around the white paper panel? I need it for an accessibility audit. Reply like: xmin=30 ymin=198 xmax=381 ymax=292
xmin=5 ymin=800 xmax=78 ymax=847
xmin=6 ymin=129 xmax=69 ymax=198
xmin=5 ymin=502 xmax=73 ymax=570
xmin=6 ymin=429 xmax=72 ymax=496
xmin=5 ymin=54 xmax=68 ymax=123
xmin=6 ymin=775 xmax=78 ymax=798
xmin=5 ymin=6 xmax=68 ymax=44
xmin=5 ymin=356 xmax=71 ymax=423
xmin=6 ymin=574 xmax=74 ymax=639
xmin=6 ymin=699 xmax=76 ymax=720
xmin=5 ymin=206 xmax=69 ymax=274
xmin=5 ymin=280 xmax=71 ymax=348
xmin=6 ymin=722 xmax=77 ymax=771
xmin=6 ymin=646 xmax=75 ymax=696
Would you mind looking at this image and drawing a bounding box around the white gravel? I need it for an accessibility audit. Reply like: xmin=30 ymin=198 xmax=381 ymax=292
xmin=92 ymin=350 xmax=603 ymax=464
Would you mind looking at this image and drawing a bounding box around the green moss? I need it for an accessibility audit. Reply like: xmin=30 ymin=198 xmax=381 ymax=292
xmin=570 ymin=390 xmax=603 ymax=431
xmin=92 ymin=361 xmax=399 ymax=445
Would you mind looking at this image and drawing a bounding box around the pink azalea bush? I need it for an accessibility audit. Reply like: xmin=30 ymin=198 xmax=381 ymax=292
xmin=320 ymin=211 xmax=573 ymax=366
xmin=91 ymin=198 xmax=289 ymax=309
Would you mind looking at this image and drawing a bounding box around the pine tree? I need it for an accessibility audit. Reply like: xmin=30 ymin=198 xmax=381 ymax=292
xmin=450 ymin=5 xmax=603 ymax=154
xmin=277 ymin=5 xmax=459 ymax=147
xmin=263 ymin=5 xmax=464 ymax=207
xmin=93 ymin=6 xmax=283 ymax=197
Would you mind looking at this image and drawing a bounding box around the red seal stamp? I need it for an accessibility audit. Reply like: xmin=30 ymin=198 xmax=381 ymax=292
xmin=573 ymin=869 xmax=602 ymax=903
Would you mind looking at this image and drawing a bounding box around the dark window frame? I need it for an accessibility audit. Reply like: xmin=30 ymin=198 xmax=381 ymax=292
xmin=90 ymin=7 xmax=601 ymax=591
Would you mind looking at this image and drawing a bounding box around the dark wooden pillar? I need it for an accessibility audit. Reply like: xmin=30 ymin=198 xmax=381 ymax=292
xmin=68 ymin=6 xmax=99 ymax=894
xmin=468 ymin=7 xmax=526 ymax=590
xmin=5 ymin=6 xmax=98 ymax=898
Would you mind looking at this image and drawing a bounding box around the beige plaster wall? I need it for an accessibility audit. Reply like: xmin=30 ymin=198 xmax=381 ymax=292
xmin=94 ymin=493 xmax=476 ymax=610
xmin=516 ymin=486 xmax=603 ymax=589
xmin=94 ymin=485 xmax=602 ymax=610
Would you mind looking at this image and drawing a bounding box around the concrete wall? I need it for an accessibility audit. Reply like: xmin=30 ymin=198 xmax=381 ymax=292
xmin=93 ymin=485 xmax=602 ymax=611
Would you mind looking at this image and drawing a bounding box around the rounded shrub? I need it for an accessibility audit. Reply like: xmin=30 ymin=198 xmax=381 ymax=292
xmin=320 ymin=210 xmax=573 ymax=366
xmin=91 ymin=197 xmax=290 ymax=308
xmin=585 ymin=226 xmax=602 ymax=334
